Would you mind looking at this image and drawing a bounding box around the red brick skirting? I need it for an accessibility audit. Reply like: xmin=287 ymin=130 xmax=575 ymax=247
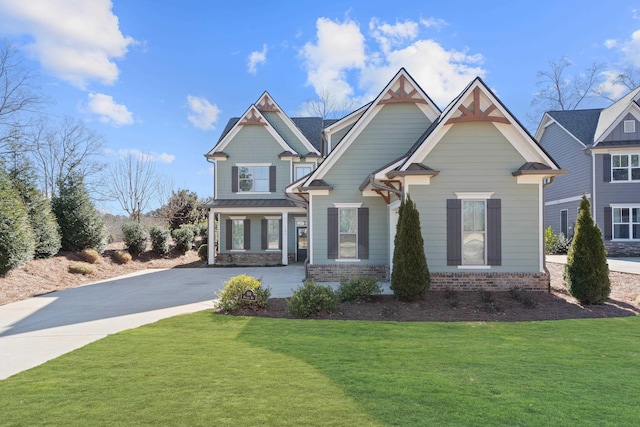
xmin=215 ymin=252 xmax=282 ymax=266
xmin=306 ymin=264 xmax=390 ymax=282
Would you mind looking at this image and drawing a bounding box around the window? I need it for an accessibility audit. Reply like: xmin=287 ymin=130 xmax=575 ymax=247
xmin=611 ymin=154 xmax=640 ymax=181
xmin=624 ymin=120 xmax=636 ymax=133
xmin=560 ymin=210 xmax=568 ymax=237
xmin=267 ymin=219 xmax=280 ymax=249
xmin=232 ymin=219 xmax=245 ymax=250
xmin=339 ymin=208 xmax=357 ymax=258
xmin=238 ymin=166 xmax=269 ymax=192
xmin=294 ymin=165 xmax=312 ymax=180
xmin=612 ymin=207 xmax=640 ymax=240
xmin=462 ymin=200 xmax=486 ymax=265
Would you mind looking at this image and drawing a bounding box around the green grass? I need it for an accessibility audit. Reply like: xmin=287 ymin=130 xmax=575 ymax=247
xmin=1 ymin=314 xmax=639 ymax=426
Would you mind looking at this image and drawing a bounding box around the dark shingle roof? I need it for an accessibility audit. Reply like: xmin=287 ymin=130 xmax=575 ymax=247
xmin=547 ymin=109 xmax=602 ymax=146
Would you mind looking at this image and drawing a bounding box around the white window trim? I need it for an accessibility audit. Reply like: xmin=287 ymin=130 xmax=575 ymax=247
xmin=266 ymin=218 xmax=281 ymax=250
xmin=294 ymin=163 xmax=314 ymax=180
xmin=237 ymin=164 xmax=272 ymax=193
xmin=334 ymin=202 xmax=363 ymax=208
xmin=456 ymin=192 xmax=494 ymax=200
xmin=611 ymin=204 xmax=640 ymax=241
xmin=624 ymin=120 xmax=636 ymax=133
xmin=611 ymin=153 xmax=640 ymax=182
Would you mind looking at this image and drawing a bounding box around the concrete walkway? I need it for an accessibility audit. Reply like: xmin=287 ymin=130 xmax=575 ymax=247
xmin=0 ymin=265 xmax=306 ymax=380
xmin=547 ymin=255 xmax=640 ymax=275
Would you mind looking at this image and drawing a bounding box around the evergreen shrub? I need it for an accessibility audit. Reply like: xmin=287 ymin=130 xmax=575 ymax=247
xmin=338 ymin=276 xmax=382 ymax=302
xmin=287 ymin=280 xmax=340 ymax=318
xmin=149 ymin=226 xmax=171 ymax=255
xmin=197 ymin=244 xmax=208 ymax=261
xmin=121 ymin=221 xmax=148 ymax=256
xmin=171 ymin=224 xmax=196 ymax=252
xmin=0 ymin=171 xmax=34 ymax=274
xmin=215 ymin=274 xmax=270 ymax=312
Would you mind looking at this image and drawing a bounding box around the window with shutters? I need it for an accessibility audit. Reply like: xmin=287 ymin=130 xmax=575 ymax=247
xmin=612 ymin=207 xmax=640 ymax=240
xmin=232 ymin=219 xmax=245 ymax=250
xmin=611 ymin=154 xmax=640 ymax=181
xmin=238 ymin=165 xmax=269 ymax=192
xmin=327 ymin=205 xmax=369 ymax=261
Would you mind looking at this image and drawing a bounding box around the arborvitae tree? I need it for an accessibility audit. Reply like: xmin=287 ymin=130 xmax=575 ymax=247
xmin=391 ymin=194 xmax=430 ymax=301
xmin=8 ymin=161 xmax=61 ymax=258
xmin=52 ymin=174 xmax=107 ymax=252
xmin=565 ymin=195 xmax=610 ymax=304
xmin=0 ymin=169 xmax=35 ymax=274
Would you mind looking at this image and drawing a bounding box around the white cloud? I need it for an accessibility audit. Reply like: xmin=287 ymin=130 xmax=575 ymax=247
xmin=187 ymin=95 xmax=220 ymax=131
xmin=0 ymin=0 xmax=135 ymax=88
xmin=420 ymin=17 xmax=448 ymax=29
xmin=301 ymin=18 xmax=367 ymax=105
xmin=604 ymin=39 xmax=617 ymax=49
xmin=86 ymin=93 xmax=133 ymax=126
xmin=118 ymin=148 xmax=175 ymax=164
xmin=299 ymin=16 xmax=486 ymax=109
xmin=248 ymin=44 xmax=268 ymax=74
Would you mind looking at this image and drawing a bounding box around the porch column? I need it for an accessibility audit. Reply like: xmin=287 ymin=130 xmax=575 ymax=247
xmin=282 ymin=211 xmax=288 ymax=265
xmin=208 ymin=210 xmax=216 ymax=265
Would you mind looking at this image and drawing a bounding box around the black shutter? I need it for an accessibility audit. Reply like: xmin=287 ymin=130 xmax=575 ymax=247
xmin=279 ymin=219 xmax=283 ymax=250
xmin=244 ymin=219 xmax=251 ymax=250
xmin=261 ymin=219 xmax=268 ymax=250
xmin=225 ymin=219 xmax=232 ymax=250
xmin=604 ymin=207 xmax=612 ymax=241
xmin=447 ymin=199 xmax=462 ymax=265
xmin=232 ymin=166 xmax=239 ymax=192
xmin=487 ymin=199 xmax=502 ymax=266
xmin=603 ymin=154 xmax=611 ymax=182
xmin=328 ymin=208 xmax=338 ymax=259
xmin=358 ymin=207 xmax=369 ymax=259
xmin=269 ymin=166 xmax=276 ymax=192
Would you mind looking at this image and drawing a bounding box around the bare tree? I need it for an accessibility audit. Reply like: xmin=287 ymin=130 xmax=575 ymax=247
xmin=303 ymin=87 xmax=358 ymax=119
xmin=594 ymin=66 xmax=640 ymax=102
xmin=532 ymin=56 xmax=606 ymax=111
xmin=106 ymin=153 xmax=163 ymax=221
xmin=30 ymin=116 xmax=106 ymax=198
xmin=0 ymin=40 xmax=45 ymax=155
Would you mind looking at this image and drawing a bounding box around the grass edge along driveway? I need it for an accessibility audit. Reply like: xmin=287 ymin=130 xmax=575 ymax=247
xmin=1 ymin=313 xmax=639 ymax=426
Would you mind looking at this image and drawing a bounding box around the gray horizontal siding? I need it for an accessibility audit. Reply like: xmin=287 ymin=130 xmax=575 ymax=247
xmin=544 ymin=200 xmax=581 ymax=238
xmin=263 ymin=111 xmax=310 ymax=155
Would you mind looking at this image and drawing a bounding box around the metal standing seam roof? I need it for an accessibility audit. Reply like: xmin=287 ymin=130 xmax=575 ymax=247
xmin=202 ymin=199 xmax=297 ymax=208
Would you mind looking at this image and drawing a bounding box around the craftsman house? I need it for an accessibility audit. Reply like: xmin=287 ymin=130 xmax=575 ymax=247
xmin=204 ymin=68 xmax=564 ymax=290
xmin=536 ymin=87 xmax=640 ymax=256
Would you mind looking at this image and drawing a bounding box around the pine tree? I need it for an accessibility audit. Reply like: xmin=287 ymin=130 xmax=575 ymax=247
xmin=0 ymin=169 xmax=35 ymax=274
xmin=8 ymin=162 xmax=61 ymax=258
xmin=391 ymin=195 xmax=430 ymax=301
xmin=52 ymin=174 xmax=107 ymax=252
xmin=565 ymin=195 xmax=610 ymax=304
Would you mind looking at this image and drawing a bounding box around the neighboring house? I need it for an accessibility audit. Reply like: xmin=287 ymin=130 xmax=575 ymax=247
xmin=205 ymin=69 xmax=564 ymax=290
xmin=536 ymin=87 xmax=640 ymax=256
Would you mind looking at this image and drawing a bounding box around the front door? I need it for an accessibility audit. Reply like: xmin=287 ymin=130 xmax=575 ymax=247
xmin=296 ymin=226 xmax=308 ymax=262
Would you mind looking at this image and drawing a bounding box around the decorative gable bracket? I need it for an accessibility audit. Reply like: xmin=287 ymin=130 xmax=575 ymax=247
xmin=445 ymin=87 xmax=510 ymax=125
xmin=239 ymin=107 xmax=267 ymax=126
xmin=379 ymin=75 xmax=429 ymax=105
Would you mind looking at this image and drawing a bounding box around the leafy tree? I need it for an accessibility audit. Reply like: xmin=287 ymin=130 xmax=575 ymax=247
xmin=391 ymin=195 xmax=430 ymax=301
xmin=161 ymin=189 xmax=204 ymax=230
xmin=0 ymin=169 xmax=34 ymax=274
xmin=565 ymin=196 xmax=610 ymax=304
xmin=52 ymin=174 xmax=107 ymax=252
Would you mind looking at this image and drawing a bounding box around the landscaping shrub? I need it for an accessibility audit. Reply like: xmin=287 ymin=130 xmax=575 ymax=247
xmin=545 ymin=226 xmax=570 ymax=254
xmin=79 ymin=248 xmax=100 ymax=264
xmin=509 ymin=286 xmax=536 ymax=308
xmin=338 ymin=276 xmax=382 ymax=302
xmin=444 ymin=287 xmax=459 ymax=308
xmin=391 ymin=195 xmax=430 ymax=302
xmin=0 ymin=170 xmax=34 ymax=275
xmin=112 ymin=250 xmax=132 ymax=265
xmin=287 ymin=280 xmax=340 ymax=318
xmin=565 ymin=196 xmax=610 ymax=304
xmin=171 ymin=224 xmax=196 ymax=252
xmin=215 ymin=274 xmax=270 ymax=312
xmin=68 ymin=262 xmax=94 ymax=275
xmin=197 ymin=244 xmax=208 ymax=261
xmin=149 ymin=226 xmax=171 ymax=255
xmin=52 ymin=175 xmax=107 ymax=253
xmin=121 ymin=221 xmax=148 ymax=256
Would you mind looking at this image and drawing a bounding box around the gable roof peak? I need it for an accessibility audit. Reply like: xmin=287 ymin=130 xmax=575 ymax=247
xmin=256 ymin=92 xmax=280 ymax=112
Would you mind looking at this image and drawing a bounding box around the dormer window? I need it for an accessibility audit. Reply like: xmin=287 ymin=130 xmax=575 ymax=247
xmin=624 ymin=120 xmax=636 ymax=134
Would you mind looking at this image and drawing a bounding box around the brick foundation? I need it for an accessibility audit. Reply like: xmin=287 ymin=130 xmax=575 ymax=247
xmin=429 ymin=271 xmax=550 ymax=292
xmin=306 ymin=264 xmax=390 ymax=282
xmin=216 ymin=252 xmax=282 ymax=266
xmin=306 ymin=263 xmax=550 ymax=291
xmin=605 ymin=242 xmax=640 ymax=257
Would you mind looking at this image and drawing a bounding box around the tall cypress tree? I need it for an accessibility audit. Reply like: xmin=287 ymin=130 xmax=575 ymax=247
xmin=565 ymin=195 xmax=610 ymax=304
xmin=0 ymin=169 xmax=35 ymax=274
xmin=52 ymin=174 xmax=107 ymax=252
xmin=391 ymin=194 xmax=430 ymax=301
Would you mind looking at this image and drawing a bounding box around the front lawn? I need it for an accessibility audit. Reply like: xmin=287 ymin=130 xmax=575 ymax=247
xmin=1 ymin=313 xmax=639 ymax=426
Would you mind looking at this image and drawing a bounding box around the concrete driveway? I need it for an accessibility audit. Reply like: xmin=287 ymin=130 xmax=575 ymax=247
xmin=0 ymin=265 xmax=305 ymax=380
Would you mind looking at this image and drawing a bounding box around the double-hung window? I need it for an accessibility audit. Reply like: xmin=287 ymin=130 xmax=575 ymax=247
xmin=462 ymin=200 xmax=486 ymax=265
xmin=339 ymin=208 xmax=357 ymax=259
xmin=267 ymin=219 xmax=280 ymax=250
xmin=612 ymin=207 xmax=640 ymax=240
xmin=611 ymin=154 xmax=640 ymax=181
xmin=238 ymin=166 xmax=269 ymax=192
xmin=232 ymin=219 xmax=245 ymax=250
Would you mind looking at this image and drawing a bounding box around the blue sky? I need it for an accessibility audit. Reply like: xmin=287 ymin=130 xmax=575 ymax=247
xmin=1 ymin=0 xmax=639 ymax=214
